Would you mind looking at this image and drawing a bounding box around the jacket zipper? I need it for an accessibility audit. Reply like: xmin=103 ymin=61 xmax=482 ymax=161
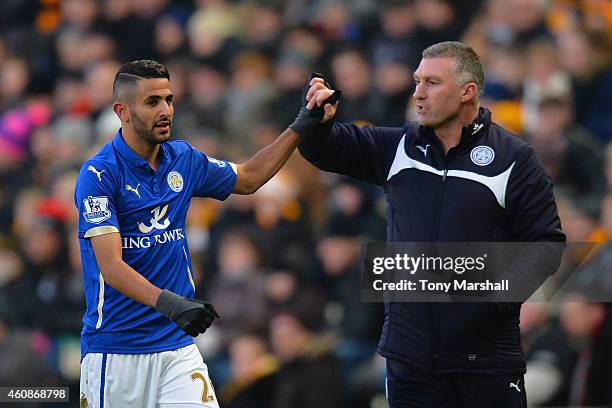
xmin=433 ymin=158 xmax=449 ymax=371
xmin=433 ymin=154 xmax=450 ymax=241
xmin=430 ymin=139 xmax=452 ymax=371
xmin=425 ymin=124 xmax=479 ymax=371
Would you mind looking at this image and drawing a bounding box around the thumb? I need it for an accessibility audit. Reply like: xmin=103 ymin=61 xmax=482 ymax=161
xmin=321 ymin=102 xmax=337 ymax=123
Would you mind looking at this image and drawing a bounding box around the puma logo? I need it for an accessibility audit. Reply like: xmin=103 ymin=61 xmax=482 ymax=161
xmin=416 ymin=144 xmax=430 ymax=157
xmin=126 ymin=183 xmax=141 ymax=198
xmin=87 ymin=165 xmax=105 ymax=182
xmin=509 ymin=380 xmax=521 ymax=392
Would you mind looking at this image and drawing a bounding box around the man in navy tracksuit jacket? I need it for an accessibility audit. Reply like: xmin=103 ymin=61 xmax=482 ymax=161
xmin=293 ymin=42 xmax=565 ymax=407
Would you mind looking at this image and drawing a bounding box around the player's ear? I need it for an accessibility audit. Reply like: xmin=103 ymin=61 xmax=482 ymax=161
xmin=113 ymin=101 xmax=130 ymax=123
xmin=460 ymin=82 xmax=477 ymax=103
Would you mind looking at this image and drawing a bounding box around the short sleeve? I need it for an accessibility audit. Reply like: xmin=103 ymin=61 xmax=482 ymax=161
xmin=191 ymin=147 xmax=237 ymax=199
xmin=74 ymin=162 xmax=120 ymax=239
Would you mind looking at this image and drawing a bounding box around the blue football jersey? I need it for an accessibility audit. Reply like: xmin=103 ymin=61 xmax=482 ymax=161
xmin=74 ymin=130 xmax=237 ymax=358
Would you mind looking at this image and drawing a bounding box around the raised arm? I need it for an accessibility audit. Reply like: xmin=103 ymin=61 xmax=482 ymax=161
xmin=233 ymin=75 xmax=339 ymax=195
xmin=296 ymin=78 xmax=404 ymax=185
xmin=233 ymin=128 xmax=302 ymax=195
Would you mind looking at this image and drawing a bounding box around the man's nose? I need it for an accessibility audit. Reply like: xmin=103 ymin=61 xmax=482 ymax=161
xmin=159 ymin=101 xmax=172 ymax=116
xmin=413 ymin=83 xmax=425 ymax=99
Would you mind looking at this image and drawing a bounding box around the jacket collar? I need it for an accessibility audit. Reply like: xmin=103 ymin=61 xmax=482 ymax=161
xmin=461 ymin=106 xmax=491 ymax=143
xmin=416 ymin=106 xmax=492 ymax=145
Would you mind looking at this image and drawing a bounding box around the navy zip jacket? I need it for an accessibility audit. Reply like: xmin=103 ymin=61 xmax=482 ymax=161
xmin=299 ymin=107 xmax=565 ymax=374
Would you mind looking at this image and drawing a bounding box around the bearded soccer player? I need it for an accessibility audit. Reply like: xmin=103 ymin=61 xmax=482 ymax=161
xmin=75 ymin=60 xmax=334 ymax=407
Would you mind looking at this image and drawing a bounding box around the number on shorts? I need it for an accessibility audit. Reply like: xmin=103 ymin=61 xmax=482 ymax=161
xmin=191 ymin=372 xmax=215 ymax=402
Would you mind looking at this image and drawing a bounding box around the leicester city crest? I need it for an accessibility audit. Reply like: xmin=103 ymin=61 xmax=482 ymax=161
xmin=470 ymin=146 xmax=495 ymax=166
xmin=83 ymin=196 xmax=111 ymax=224
xmin=167 ymin=171 xmax=184 ymax=192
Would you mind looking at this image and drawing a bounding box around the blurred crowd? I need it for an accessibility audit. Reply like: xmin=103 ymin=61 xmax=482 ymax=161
xmin=0 ymin=0 xmax=610 ymax=406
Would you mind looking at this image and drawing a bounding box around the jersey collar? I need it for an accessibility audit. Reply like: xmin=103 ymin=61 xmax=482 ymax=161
xmin=112 ymin=128 xmax=167 ymax=169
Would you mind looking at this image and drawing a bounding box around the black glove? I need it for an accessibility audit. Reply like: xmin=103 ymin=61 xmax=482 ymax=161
xmin=155 ymin=289 xmax=220 ymax=337
xmin=289 ymin=72 xmax=341 ymax=138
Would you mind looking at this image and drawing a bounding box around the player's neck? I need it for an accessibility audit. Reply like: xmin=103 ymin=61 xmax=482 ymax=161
xmin=434 ymin=103 xmax=479 ymax=155
xmin=121 ymin=128 xmax=161 ymax=170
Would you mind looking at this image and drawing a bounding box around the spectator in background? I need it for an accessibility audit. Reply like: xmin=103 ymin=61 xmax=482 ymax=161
xmin=369 ymin=0 xmax=420 ymax=71
xmin=0 ymin=57 xmax=30 ymax=108
xmin=555 ymin=190 xmax=601 ymax=243
xmin=279 ymin=24 xmax=326 ymax=69
xmin=568 ymin=194 xmax=612 ymax=299
xmin=521 ymin=302 xmax=573 ymax=406
xmin=16 ymin=199 xmax=83 ymax=335
xmin=557 ymin=27 xmax=612 ymax=143
xmin=503 ymin=0 xmax=552 ymax=45
xmin=371 ymin=55 xmax=413 ymax=126
xmin=59 ymin=0 xmax=99 ymax=32
xmin=521 ymin=40 xmax=571 ymax=132
xmin=173 ymin=61 xmax=228 ymax=137
xmin=268 ymin=50 xmax=312 ymax=130
xmin=311 ymin=1 xmax=361 ymax=45
xmin=186 ymin=2 xmax=241 ymax=70
xmin=50 ymin=117 xmax=94 ymax=172
xmin=102 ymin=0 xmax=156 ymax=61
xmin=206 ymin=229 xmax=268 ymax=346
xmin=251 ymin=169 xmax=312 ymax=269
xmin=316 ymin=179 xmax=386 ymax=407
xmin=241 ymin=3 xmax=283 ymax=57
xmin=0 ymin=319 xmax=56 ymax=389
xmin=81 ymin=31 xmax=117 ymax=69
xmin=225 ymin=51 xmax=276 ymax=147
xmin=317 ymin=195 xmax=384 ymax=363
xmin=526 ymin=96 xmax=606 ymax=198
xmin=84 ymin=60 xmax=122 ymax=139
xmin=479 ymin=44 xmax=526 ymax=134
xmin=330 ymin=48 xmax=377 ymax=124
xmin=220 ymin=331 xmax=279 ymax=408
xmin=0 ymin=242 xmax=25 ymax=327
xmin=154 ymin=12 xmax=188 ymax=60
xmin=413 ymin=0 xmax=466 ymax=53
xmin=560 ymin=295 xmax=612 ymax=406
xmin=0 ymin=96 xmax=51 ymax=233
xmin=269 ymin=310 xmax=344 ymax=408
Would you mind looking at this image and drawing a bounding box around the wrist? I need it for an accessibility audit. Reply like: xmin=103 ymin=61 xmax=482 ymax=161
xmin=155 ymin=289 xmax=182 ymax=318
xmin=289 ymin=107 xmax=333 ymax=139
xmin=150 ymin=287 xmax=163 ymax=308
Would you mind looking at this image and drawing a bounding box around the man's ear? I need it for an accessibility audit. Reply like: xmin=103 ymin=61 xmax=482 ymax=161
xmin=113 ymin=101 xmax=129 ymax=123
xmin=461 ymin=82 xmax=477 ymax=103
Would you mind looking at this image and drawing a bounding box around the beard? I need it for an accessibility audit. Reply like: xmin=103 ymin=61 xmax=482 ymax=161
xmin=130 ymin=111 xmax=172 ymax=145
